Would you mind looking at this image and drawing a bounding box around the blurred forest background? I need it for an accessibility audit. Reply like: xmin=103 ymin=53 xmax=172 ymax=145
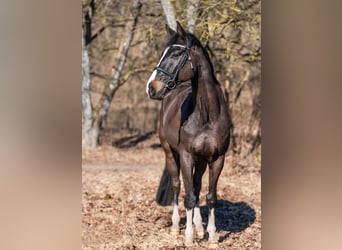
xmin=81 ymin=0 xmax=261 ymax=166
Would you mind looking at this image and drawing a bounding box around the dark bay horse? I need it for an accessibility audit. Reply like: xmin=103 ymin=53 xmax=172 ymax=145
xmin=146 ymin=22 xmax=231 ymax=247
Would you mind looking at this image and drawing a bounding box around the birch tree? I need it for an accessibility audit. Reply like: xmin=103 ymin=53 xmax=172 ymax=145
xmin=82 ymin=35 xmax=96 ymax=148
xmin=187 ymin=0 xmax=199 ymax=33
xmin=160 ymin=0 xmax=176 ymax=30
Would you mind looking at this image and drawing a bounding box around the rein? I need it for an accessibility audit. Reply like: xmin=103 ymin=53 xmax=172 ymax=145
xmin=154 ymin=37 xmax=194 ymax=90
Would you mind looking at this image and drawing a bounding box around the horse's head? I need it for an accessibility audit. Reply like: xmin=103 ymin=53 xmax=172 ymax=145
xmin=146 ymin=22 xmax=197 ymax=100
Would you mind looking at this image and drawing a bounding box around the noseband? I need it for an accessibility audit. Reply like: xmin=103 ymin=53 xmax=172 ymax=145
xmin=154 ymin=38 xmax=194 ymax=90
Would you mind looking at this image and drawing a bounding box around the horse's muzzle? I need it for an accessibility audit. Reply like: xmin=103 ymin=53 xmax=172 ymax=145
xmin=148 ymin=84 xmax=164 ymax=100
xmin=148 ymin=84 xmax=156 ymax=97
xmin=147 ymin=81 xmax=167 ymax=100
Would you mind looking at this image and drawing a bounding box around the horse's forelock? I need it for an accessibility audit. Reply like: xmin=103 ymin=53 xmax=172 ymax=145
xmin=165 ymin=32 xmax=185 ymax=48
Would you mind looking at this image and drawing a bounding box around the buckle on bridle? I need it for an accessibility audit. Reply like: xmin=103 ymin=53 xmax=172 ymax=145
xmin=166 ymin=80 xmax=176 ymax=89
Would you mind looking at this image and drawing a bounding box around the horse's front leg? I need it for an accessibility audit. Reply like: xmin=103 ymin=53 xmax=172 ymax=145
xmin=180 ymin=151 xmax=196 ymax=246
xmin=207 ymin=155 xmax=225 ymax=248
xmin=165 ymin=149 xmax=181 ymax=236
xmin=193 ymin=160 xmax=207 ymax=238
xmin=170 ymin=173 xmax=180 ymax=236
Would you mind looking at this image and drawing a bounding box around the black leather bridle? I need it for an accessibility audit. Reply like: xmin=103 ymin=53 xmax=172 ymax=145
xmin=154 ymin=38 xmax=194 ymax=90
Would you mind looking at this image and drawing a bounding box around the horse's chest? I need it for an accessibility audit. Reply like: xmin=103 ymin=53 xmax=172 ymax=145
xmin=180 ymin=122 xmax=222 ymax=156
xmin=180 ymin=115 xmax=201 ymax=138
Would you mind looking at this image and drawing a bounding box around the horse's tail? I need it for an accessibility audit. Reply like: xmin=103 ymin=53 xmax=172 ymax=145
xmin=156 ymin=167 xmax=173 ymax=206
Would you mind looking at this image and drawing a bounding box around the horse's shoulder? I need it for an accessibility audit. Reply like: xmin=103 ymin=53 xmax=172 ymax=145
xmin=162 ymin=84 xmax=192 ymax=108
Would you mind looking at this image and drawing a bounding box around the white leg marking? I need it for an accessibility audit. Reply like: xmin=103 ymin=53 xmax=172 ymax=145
xmin=185 ymin=209 xmax=194 ymax=246
xmin=207 ymin=208 xmax=217 ymax=242
xmin=170 ymin=204 xmax=180 ymax=235
xmin=194 ymin=206 xmax=204 ymax=238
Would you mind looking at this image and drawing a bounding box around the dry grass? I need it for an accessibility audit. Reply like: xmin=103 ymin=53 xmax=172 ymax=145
xmin=82 ymin=134 xmax=261 ymax=249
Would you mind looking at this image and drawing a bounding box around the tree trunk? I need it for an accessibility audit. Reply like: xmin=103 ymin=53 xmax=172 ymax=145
xmin=187 ymin=0 xmax=199 ymax=33
xmin=161 ymin=0 xmax=176 ymax=30
xmin=84 ymin=0 xmax=141 ymax=148
xmin=82 ymin=35 xmax=98 ymax=148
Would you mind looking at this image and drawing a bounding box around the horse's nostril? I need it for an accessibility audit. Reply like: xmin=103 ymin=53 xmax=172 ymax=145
xmin=149 ymin=85 xmax=156 ymax=96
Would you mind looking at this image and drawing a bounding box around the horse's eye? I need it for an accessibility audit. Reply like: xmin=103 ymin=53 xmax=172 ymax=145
xmin=170 ymin=50 xmax=182 ymax=57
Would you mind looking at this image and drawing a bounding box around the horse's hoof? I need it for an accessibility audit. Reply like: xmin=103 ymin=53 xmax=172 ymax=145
xmin=196 ymin=229 xmax=204 ymax=238
xmin=170 ymin=228 xmax=179 ymax=236
xmin=208 ymin=241 xmax=219 ymax=249
xmin=185 ymin=238 xmax=194 ymax=247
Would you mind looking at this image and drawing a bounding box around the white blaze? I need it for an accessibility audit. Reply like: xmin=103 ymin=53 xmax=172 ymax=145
xmin=145 ymin=44 xmax=187 ymax=96
xmin=145 ymin=69 xmax=157 ymax=95
xmin=146 ymin=46 xmax=170 ymax=96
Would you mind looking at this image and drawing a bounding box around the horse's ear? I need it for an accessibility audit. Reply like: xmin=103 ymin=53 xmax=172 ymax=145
xmin=176 ymin=21 xmax=187 ymax=39
xmin=165 ymin=24 xmax=176 ymax=37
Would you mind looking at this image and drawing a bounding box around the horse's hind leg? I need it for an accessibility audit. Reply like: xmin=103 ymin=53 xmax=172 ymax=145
xmin=193 ymin=160 xmax=206 ymax=238
xmin=207 ymin=155 xmax=225 ymax=248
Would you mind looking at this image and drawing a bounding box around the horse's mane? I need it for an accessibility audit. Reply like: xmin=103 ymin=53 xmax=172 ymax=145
xmin=189 ymin=34 xmax=219 ymax=85
xmin=165 ymin=32 xmax=219 ymax=85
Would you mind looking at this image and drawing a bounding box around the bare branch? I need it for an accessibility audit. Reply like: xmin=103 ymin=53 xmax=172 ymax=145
xmin=96 ymin=0 xmax=142 ymax=121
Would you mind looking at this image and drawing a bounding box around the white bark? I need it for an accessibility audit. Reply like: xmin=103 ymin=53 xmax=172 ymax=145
xmin=187 ymin=0 xmax=199 ymax=33
xmin=82 ymin=36 xmax=92 ymax=129
xmin=161 ymin=0 xmax=176 ymax=30
xmin=82 ymin=35 xmax=98 ymax=148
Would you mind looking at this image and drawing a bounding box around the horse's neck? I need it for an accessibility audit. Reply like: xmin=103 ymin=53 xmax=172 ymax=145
xmin=192 ymin=54 xmax=220 ymax=123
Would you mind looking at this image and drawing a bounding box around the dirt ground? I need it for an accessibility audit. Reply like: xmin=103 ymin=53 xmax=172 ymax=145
xmin=82 ymin=133 xmax=261 ymax=249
